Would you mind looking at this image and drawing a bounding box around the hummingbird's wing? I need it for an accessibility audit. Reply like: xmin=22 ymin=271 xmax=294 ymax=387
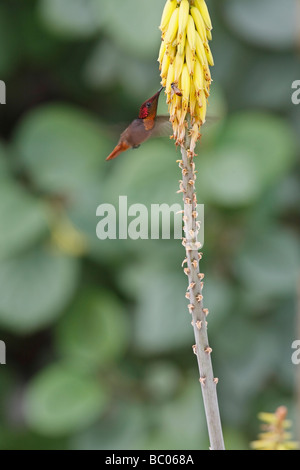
xmin=151 ymin=115 xmax=219 ymax=138
xmin=152 ymin=115 xmax=173 ymax=138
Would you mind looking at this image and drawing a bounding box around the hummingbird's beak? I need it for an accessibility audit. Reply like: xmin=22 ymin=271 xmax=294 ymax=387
xmin=146 ymin=87 xmax=164 ymax=107
xmin=152 ymin=86 xmax=164 ymax=100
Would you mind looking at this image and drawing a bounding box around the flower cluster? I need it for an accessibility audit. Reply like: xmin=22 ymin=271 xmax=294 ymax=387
xmin=158 ymin=0 xmax=213 ymax=154
xmin=251 ymin=406 xmax=299 ymax=450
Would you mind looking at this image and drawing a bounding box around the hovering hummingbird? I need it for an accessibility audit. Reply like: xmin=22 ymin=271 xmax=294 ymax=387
xmin=106 ymin=86 xmax=166 ymax=161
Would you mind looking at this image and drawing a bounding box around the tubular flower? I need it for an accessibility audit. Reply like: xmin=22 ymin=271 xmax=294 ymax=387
xmin=251 ymin=406 xmax=299 ymax=451
xmin=158 ymin=0 xmax=213 ymax=154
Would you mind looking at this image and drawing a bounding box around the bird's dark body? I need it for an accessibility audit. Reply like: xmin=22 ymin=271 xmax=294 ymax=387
xmin=120 ymin=118 xmax=153 ymax=148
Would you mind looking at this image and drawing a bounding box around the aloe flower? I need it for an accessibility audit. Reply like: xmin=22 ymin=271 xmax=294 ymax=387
xmin=251 ymin=406 xmax=299 ymax=450
xmin=158 ymin=0 xmax=213 ymax=154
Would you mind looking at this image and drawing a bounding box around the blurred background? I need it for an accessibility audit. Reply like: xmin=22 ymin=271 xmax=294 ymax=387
xmin=0 ymin=0 xmax=299 ymax=450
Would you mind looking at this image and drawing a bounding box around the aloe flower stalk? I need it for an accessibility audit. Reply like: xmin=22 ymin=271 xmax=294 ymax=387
xmin=158 ymin=0 xmax=225 ymax=450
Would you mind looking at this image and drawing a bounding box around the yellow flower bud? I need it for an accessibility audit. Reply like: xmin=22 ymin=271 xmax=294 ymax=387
xmin=190 ymin=6 xmax=207 ymax=43
xmin=177 ymin=29 xmax=186 ymax=56
xmin=193 ymin=58 xmax=204 ymax=95
xmin=161 ymin=53 xmax=171 ymax=79
xmin=195 ymin=31 xmax=208 ymax=67
xmin=158 ymin=40 xmax=166 ymax=68
xmin=159 ymin=0 xmax=177 ymax=34
xmin=166 ymin=62 xmax=175 ymax=95
xmin=186 ymin=42 xmax=196 ymax=76
xmin=178 ymin=0 xmax=190 ymax=41
xmin=164 ymin=7 xmax=180 ymax=45
xmin=186 ymin=14 xmax=196 ymax=53
xmin=181 ymin=64 xmax=190 ymax=109
xmin=204 ymin=42 xmax=214 ymax=66
xmin=194 ymin=0 xmax=212 ymax=30
xmin=174 ymin=51 xmax=185 ymax=82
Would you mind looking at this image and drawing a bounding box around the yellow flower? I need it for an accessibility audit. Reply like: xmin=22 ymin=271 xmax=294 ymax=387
xmin=158 ymin=0 xmax=213 ymax=154
xmin=51 ymin=215 xmax=87 ymax=257
xmin=251 ymin=406 xmax=299 ymax=451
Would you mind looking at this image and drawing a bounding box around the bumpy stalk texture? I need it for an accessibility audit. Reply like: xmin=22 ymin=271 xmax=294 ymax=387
xmin=159 ymin=0 xmax=225 ymax=450
xmin=179 ymin=141 xmax=224 ymax=450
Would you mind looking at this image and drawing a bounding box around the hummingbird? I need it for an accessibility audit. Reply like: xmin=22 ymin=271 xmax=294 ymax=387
xmin=106 ymin=86 xmax=165 ymax=161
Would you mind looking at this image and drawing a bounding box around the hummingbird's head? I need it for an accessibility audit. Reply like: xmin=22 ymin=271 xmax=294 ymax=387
xmin=138 ymin=87 xmax=164 ymax=119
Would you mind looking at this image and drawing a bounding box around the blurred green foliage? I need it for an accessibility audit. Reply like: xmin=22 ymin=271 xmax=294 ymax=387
xmin=0 ymin=0 xmax=299 ymax=450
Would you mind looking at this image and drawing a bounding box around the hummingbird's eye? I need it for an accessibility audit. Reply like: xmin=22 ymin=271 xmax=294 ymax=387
xmin=146 ymin=102 xmax=151 ymax=108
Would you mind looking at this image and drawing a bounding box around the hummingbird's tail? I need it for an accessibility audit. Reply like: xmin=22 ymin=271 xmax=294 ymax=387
xmin=106 ymin=142 xmax=130 ymax=161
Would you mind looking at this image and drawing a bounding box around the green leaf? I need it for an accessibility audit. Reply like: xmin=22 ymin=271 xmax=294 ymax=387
xmin=72 ymin=403 xmax=148 ymax=450
xmin=199 ymin=83 xmax=228 ymax=146
xmin=66 ymin=183 xmax=113 ymax=259
xmin=222 ymin=113 xmax=297 ymax=185
xmin=230 ymin=54 xmax=300 ymax=111
xmin=144 ymin=361 xmax=181 ymax=400
xmin=38 ymin=0 xmax=106 ymax=38
xmin=104 ymin=0 xmax=163 ymax=59
xmin=103 ymin=140 xmax=180 ymax=207
xmin=84 ymin=40 xmax=122 ymax=89
xmin=146 ymin=378 xmax=208 ymax=450
xmin=55 ymin=289 xmax=129 ymax=371
xmin=223 ymin=428 xmax=249 ymax=451
xmin=291 ymin=105 xmax=300 ymax=148
xmin=0 ymin=4 xmax=19 ymax=76
xmin=84 ymin=40 xmax=159 ymax=97
xmin=121 ymin=265 xmax=192 ymax=353
xmin=197 ymin=113 xmax=297 ymax=207
xmin=20 ymin=6 xmax=63 ymax=65
xmin=223 ymin=0 xmax=298 ymax=50
xmin=0 ymin=247 xmax=79 ymax=333
xmin=197 ymin=145 xmax=261 ymax=206
xmin=269 ymin=303 xmax=296 ymax=387
xmin=24 ymin=363 xmax=107 ymax=436
xmin=0 ymin=427 xmax=68 ymax=450
xmin=66 ymin=139 xmax=184 ymax=260
xmin=0 ymin=142 xmax=9 ymax=180
xmin=0 ymin=368 xmax=16 ymax=422
xmin=216 ymin=318 xmax=279 ymax=425
xmin=235 ymin=227 xmax=300 ymax=298
xmin=0 ymin=182 xmax=49 ymax=260
xmin=203 ymin=276 xmax=234 ymax=331
xmin=13 ymin=104 xmax=111 ymax=194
